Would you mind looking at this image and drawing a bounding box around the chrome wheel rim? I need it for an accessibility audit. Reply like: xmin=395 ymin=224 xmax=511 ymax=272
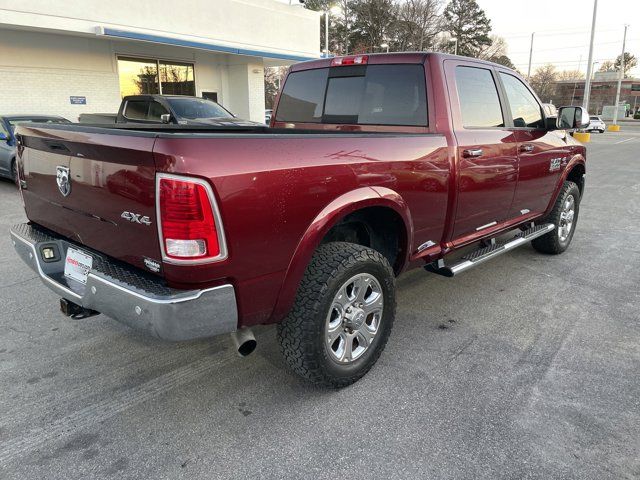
xmin=325 ymin=273 xmax=384 ymax=364
xmin=558 ymin=194 xmax=575 ymax=242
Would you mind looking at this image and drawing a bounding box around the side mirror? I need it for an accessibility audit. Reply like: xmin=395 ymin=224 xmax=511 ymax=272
xmin=160 ymin=113 xmax=172 ymax=124
xmin=0 ymin=132 xmax=8 ymax=142
xmin=556 ymin=106 xmax=590 ymax=130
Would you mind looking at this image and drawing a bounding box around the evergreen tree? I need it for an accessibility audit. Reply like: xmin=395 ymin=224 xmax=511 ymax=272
xmin=443 ymin=0 xmax=492 ymax=57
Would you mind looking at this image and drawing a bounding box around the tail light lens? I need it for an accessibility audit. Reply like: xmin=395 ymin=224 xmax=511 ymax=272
xmin=157 ymin=175 xmax=227 ymax=263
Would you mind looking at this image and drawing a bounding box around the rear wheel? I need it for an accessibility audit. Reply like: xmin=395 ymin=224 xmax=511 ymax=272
xmin=277 ymin=242 xmax=396 ymax=388
xmin=532 ymin=181 xmax=580 ymax=254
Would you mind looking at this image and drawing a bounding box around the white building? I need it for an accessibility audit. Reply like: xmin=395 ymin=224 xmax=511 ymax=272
xmin=0 ymin=0 xmax=320 ymax=122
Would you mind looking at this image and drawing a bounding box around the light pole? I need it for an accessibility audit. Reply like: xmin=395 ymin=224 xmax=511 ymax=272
xmin=527 ymin=32 xmax=535 ymax=80
xmin=322 ymin=6 xmax=343 ymax=57
xmin=453 ymin=38 xmax=458 ymax=55
xmin=583 ymin=0 xmax=598 ymax=112
xmin=611 ymin=24 xmax=629 ymax=126
xmin=324 ymin=11 xmax=329 ymax=56
xmin=380 ymin=43 xmax=389 ymax=53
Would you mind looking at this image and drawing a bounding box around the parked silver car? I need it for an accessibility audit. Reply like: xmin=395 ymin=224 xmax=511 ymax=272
xmin=0 ymin=115 xmax=71 ymax=182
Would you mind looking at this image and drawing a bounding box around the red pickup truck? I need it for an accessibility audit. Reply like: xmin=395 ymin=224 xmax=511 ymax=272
xmin=11 ymin=53 xmax=588 ymax=387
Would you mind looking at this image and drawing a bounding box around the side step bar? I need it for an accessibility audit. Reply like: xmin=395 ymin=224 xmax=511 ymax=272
xmin=426 ymin=223 xmax=555 ymax=277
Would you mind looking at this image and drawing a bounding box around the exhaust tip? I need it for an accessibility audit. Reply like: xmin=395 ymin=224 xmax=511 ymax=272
xmin=238 ymin=339 xmax=257 ymax=357
xmin=231 ymin=328 xmax=257 ymax=357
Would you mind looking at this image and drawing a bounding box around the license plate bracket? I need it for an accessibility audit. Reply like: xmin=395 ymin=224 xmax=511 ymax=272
xmin=64 ymin=247 xmax=93 ymax=285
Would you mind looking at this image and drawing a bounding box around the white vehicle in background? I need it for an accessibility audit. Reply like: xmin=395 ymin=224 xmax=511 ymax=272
xmin=542 ymin=103 xmax=557 ymax=118
xmin=587 ymin=115 xmax=606 ymax=133
xmin=265 ymin=109 xmax=273 ymax=125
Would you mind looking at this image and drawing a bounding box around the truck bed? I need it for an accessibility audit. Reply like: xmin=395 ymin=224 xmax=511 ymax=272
xmin=16 ymin=122 xmax=450 ymax=325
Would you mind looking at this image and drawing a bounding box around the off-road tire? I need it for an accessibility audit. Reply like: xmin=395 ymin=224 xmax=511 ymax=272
xmin=532 ymin=180 xmax=581 ymax=254
xmin=277 ymin=242 xmax=396 ymax=388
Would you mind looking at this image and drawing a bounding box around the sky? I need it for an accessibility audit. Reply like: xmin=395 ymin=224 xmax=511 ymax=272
xmin=278 ymin=0 xmax=640 ymax=77
xmin=477 ymin=0 xmax=640 ymax=76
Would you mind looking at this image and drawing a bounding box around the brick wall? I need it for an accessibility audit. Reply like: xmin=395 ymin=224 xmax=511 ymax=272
xmin=0 ymin=66 xmax=121 ymax=121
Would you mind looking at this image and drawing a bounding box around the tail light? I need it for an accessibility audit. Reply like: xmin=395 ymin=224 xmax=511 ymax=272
xmin=331 ymin=55 xmax=368 ymax=67
xmin=157 ymin=174 xmax=227 ymax=263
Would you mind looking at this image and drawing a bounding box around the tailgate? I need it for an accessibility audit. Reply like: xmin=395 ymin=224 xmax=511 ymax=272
xmin=18 ymin=125 xmax=163 ymax=274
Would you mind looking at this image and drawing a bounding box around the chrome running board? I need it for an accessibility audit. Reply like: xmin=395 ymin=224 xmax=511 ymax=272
xmin=425 ymin=223 xmax=555 ymax=277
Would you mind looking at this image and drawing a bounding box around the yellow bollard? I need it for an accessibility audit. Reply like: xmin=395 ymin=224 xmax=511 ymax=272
xmin=607 ymin=124 xmax=621 ymax=132
xmin=573 ymin=131 xmax=591 ymax=143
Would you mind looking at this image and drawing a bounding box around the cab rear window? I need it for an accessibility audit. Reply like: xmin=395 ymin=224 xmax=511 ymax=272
xmin=276 ymin=64 xmax=428 ymax=126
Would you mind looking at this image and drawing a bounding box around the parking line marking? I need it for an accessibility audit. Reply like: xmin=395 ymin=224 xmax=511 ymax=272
xmin=614 ymin=137 xmax=636 ymax=144
xmin=0 ymin=352 xmax=236 ymax=466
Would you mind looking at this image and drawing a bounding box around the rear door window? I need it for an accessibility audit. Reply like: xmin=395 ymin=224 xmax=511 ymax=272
xmin=124 ymin=101 xmax=149 ymax=120
xmin=276 ymin=64 xmax=427 ymax=126
xmin=455 ymin=66 xmax=504 ymax=128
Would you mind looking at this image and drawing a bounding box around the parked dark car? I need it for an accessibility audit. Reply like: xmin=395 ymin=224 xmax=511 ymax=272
xmin=80 ymin=95 xmax=259 ymax=127
xmin=0 ymin=115 xmax=71 ymax=182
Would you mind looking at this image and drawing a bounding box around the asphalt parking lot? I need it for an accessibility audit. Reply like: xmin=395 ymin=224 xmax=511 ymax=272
xmin=1 ymin=126 xmax=639 ymax=480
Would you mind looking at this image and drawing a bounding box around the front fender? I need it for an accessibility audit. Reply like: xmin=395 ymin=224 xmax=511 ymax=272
xmin=545 ymin=152 xmax=586 ymax=215
xmin=269 ymin=186 xmax=412 ymax=322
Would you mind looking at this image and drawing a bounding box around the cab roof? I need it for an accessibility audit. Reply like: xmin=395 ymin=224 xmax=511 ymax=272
xmin=289 ymin=52 xmax=515 ymax=73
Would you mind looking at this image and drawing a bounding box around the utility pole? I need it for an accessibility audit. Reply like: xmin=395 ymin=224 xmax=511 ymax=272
xmin=527 ymin=32 xmax=535 ymax=80
xmin=453 ymin=38 xmax=458 ymax=55
xmin=583 ymin=0 xmax=598 ymax=112
xmin=571 ymin=55 xmax=583 ymax=105
xmin=611 ymin=24 xmax=628 ymax=126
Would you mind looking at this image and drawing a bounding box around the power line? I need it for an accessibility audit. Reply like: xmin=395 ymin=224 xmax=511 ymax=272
xmin=511 ymin=58 xmax=615 ymax=67
xmin=508 ymin=38 xmax=640 ymax=55
xmin=496 ymin=27 xmax=624 ymax=39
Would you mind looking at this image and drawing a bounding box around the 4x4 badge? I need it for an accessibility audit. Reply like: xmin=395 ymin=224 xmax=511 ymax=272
xmin=56 ymin=166 xmax=71 ymax=197
xmin=121 ymin=211 xmax=152 ymax=226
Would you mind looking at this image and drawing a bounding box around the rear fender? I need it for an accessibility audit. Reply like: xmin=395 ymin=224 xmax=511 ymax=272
xmin=270 ymin=186 xmax=412 ymax=322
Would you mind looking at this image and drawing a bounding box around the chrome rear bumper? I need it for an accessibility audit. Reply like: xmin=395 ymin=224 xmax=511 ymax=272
xmin=10 ymin=223 xmax=238 ymax=341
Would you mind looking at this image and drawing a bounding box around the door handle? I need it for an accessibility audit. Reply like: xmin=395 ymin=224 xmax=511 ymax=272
xmin=462 ymin=148 xmax=483 ymax=158
xmin=520 ymin=144 xmax=535 ymax=153
xmin=45 ymin=141 xmax=70 ymax=153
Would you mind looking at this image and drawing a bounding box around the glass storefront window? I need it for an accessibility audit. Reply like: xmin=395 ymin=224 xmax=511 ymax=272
xmin=117 ymin=57 xmax=195 ymax=97
xmin=118 ymin=57 xmax=159 ymax=97
xmin=160 ymin=62 xmax=195 ymax=95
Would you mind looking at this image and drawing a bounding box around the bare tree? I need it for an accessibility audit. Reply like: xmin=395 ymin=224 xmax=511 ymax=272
xmin=264 ymin=67 xmax=288 ymax=110
xmin=477 ymin=35 xmax=515 ymax=68
xmin=477 ymin=35 xmax=506 ymax=60
xmin=350 ymin=0 xmax=397 ymax=52
xmin=529 ymin=64 xmax=558 ymax=102
xmin=557 ymin=70 xmax=585 ymax=81
xmin=393 ymin=0 xmax=443 ymax=51
xmin=304 ymin=0 xmax=354 ymax=54
xmin=598 ymin=60 xmax=616 ymax=72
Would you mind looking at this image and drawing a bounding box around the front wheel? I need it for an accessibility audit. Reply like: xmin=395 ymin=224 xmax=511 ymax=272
xmin=532 ymin=181 xmax=581 ymax=254
xmin=277 ymin=242 xmax=396 ymax=388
